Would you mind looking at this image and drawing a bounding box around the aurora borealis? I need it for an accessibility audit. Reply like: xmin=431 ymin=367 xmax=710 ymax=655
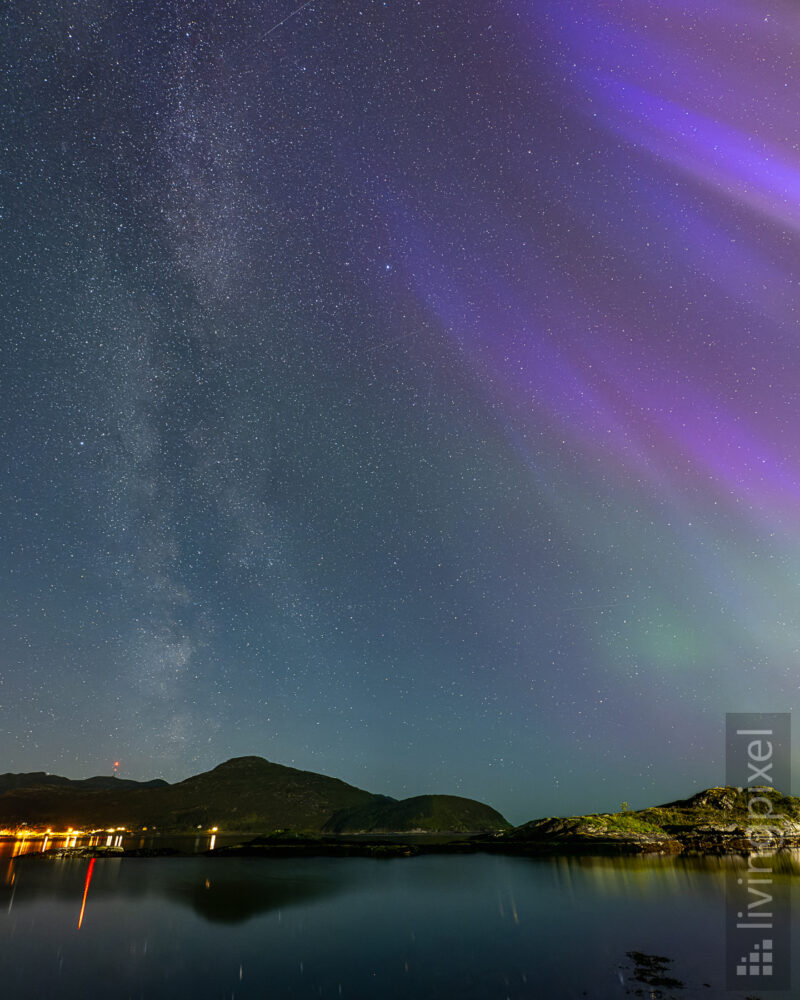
xmin=2 ymin=0 xmax=799 ymax=822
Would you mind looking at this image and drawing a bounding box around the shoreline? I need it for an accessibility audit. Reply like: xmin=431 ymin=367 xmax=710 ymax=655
xmin=14 ymin=832 xmax=800 ymax=860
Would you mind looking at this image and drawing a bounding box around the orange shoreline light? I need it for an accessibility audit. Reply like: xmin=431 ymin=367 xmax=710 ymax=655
xmin=1 ymin=825 xmax=220 ymax=838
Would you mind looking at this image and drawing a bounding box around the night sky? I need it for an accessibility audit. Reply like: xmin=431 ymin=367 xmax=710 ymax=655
xmin=2 ymin=0 xmax=799 ymax=824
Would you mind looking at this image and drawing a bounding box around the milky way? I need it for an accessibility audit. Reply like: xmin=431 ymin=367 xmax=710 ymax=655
xmin=2 ymin=0 xmax=799 ymax=821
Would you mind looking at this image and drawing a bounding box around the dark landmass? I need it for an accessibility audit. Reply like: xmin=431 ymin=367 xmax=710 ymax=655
xmin=207 ymin=828 xmax=482 ymax=859
xmin=0 ymin=771 xmax=168 ymax=794
xmin=7 ymin=764 xmax=797 ymax=857
xmin=477 ymin=785 xmax=800 ymax=855
xmin=202 ymin=785 xmax=800 ymax=859
xmin=0 ymin=756 xmax=509 ymax=834
xmin=323 ymin=793 xmax=511 ymax=834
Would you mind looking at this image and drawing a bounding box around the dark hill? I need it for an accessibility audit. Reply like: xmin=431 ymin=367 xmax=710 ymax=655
xmin=323 ymin=794 xmax=511 ymax=833
xmin=0 ymin=757 xmax=377 ymax=833
xmin=0 ymin=757 xmax=509 ymax=835
xmin=0 ymin=771 xmax=168 ymax=794
xmin=129 ymin=756 xmax=380 ymax=831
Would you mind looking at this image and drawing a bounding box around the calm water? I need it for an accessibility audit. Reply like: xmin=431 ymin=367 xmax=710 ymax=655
xmin=0 ymin=851 xmax=796 ymax=999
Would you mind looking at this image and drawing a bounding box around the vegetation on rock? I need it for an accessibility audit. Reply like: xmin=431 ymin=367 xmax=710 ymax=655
xmin=493 ymin=785 xmax=800 ymax=855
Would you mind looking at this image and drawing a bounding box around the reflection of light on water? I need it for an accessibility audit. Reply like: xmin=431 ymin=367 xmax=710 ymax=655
xmin=2 ymin=828 xmax=230 ymax=858
xmin=77 ymin=857 xmax=95 ymax=929
xmin=4 ymin=858 xmax=15 ymax=911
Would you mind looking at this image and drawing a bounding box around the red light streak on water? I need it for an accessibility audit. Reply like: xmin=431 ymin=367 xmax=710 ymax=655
xmin=77 ymin=857 xmax=95 ymax=929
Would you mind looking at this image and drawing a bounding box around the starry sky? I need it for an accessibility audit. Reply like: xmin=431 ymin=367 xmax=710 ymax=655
xmin=2 ymin=0 xmax=799 ymax=824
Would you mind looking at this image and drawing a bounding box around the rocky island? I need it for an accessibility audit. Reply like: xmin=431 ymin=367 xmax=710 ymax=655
xmin=478 ymin=786 xmax=800 ymax=856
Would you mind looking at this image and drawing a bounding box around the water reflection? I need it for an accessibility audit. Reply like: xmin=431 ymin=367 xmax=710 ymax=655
xmin=77 ymin=858 xmax=95 ymax=929
xmin=1 ymin=856 xmax=346 ymax=926
xmin=172 ymin=872 xmax=342 ymax=923
xmin=2 ymin=853 xmax=799 ymax=998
